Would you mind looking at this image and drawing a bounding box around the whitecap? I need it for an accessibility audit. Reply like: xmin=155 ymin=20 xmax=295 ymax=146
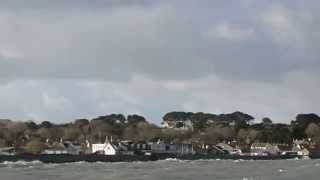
xmin=243 ymin=177 xmax=254 ymax=180
xmin=165 ymin=158 xmax=178 ymax=161
xmin=278 ymin=168 xmax=287 ymax=173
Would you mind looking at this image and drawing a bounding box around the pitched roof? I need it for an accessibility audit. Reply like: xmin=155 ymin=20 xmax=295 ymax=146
xmin=216 ymin=143 xmax=235 ymax=151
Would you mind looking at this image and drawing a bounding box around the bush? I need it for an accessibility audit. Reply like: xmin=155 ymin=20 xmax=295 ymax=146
xmin=24 ymin=139 xmax=46 ymax=154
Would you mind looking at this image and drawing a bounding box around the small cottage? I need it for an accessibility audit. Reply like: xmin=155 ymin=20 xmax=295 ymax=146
xmin=43 ymin=142 xmax=67 ymax=154
xmin=250 ymin=143 xmax=280 ymax=155
xmin=92 ymin=142 xmax=119 ymax=155
xmin=43 ymin=141 xmax=83 ymax=155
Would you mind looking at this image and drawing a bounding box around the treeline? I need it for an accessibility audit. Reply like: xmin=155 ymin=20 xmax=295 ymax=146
xmin=0 ymin=112 xmax=320 ymax=154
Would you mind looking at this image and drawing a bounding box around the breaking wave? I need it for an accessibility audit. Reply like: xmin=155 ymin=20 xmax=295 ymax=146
xmin=0 ymin=160 xmax=43 ymax=168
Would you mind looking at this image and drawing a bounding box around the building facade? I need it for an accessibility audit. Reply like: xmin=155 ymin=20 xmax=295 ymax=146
xmin=92 ymin=142 xmax=119 ymax=155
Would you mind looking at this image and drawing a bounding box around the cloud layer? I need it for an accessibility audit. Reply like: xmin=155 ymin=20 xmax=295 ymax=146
xmin=0 ymin=0 xmax=319 ymax=123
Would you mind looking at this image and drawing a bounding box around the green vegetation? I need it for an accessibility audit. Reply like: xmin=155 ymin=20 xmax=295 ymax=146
xmin=0 ymin=112 xmax=320 ymax=154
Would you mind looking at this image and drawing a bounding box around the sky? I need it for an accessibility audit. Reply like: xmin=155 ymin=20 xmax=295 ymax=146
xmin=0 ymin=0 xmax=319 ymax=124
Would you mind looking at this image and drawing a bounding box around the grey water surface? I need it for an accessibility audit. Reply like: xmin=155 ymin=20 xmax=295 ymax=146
xmin=0 ymin=159 xmax=320 ymax=180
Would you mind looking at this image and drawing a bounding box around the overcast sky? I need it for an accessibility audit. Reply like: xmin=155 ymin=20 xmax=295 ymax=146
xmin=0 ymin=0 xmax=319 ymax=124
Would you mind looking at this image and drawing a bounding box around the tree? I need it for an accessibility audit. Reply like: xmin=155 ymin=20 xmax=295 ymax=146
xmin=199 ymin=128 xmax=221 ymax=144
xmin=217 ymin=127 xmax=236 ymax=140
xmin=135 ymin=122 xmax=161 ymax=141
xmin=63 ymin=127 xmax=82 ymax=141
xmin=160 ymin=128 xmax=180 ymax=143
xmin=292 ymin=114 xmax=320 ymax=133
xmin=290 ymin=114 xmax=320 ymax=139
xmin=237 ymin=129 xmax=249 ymax=143
xmin=24 ymin=139 xmax=46 ymax=154
xmin=247 ymin=129 xmax=259 ymax=144
xmin=37 ymin=127 xmax=64 ymax=142
xmin=0 ymin=139 xmax=7 ymax=148
xmin=127 ymin=115 xmax=146 ymax=125
xmin=25 ymin=121 xmax=38 ymax=130
xmin=74 ymin=119 xmax=89 ymax=127
xmin=89 ymin=122 xmax=115 ymax=143
xmin=220 ymin=111 xmax=254 ymax=126
xmin=270 ymin=124 xmax=291 ymax=143
xmin=305 ymin=123 xmax=320 ymax=139
xmin=296 ymin=114 xmax=320 ymax=124
xmin=40 ymin=121 xmax=53 ymax=128
xmin=91 ymin=114 xmax=126 ymax=125
xmin=6 ymin=122 xmax=28 ymax=147
xmin=191 ymin=113 xmax=212 ymax=131
xmin=262 ymin=117 xmax=273 ymax=125
xmin=163 ymin=112 xmax=193 ymax=122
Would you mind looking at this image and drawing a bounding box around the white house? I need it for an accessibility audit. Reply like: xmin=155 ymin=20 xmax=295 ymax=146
xmin=92 ymin=142 xmax=119 ymax=155
xmin=250 ymin=143 xmax=280 ymax=155
xmin=292 ymin=141 xmax=310 ymax=156
xmin=92 ymin=137 xmax=119 ymax=155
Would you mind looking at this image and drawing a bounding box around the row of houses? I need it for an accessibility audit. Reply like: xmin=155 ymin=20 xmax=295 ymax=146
xmin=0 ymin=138 xmax=319 ymax=157
xmin=43 ymin=141 xmax=83 ymax=155
xmin=37 ymin=140 xmax=320 ymax=157
xmin=248 ymin=139 xmax=318 ymax=156
xmin=193 ymin=139 xmax=318 ymax=157
xmin=91 ymin=138 xmax=194 ymax=156
xmin=0 ymin=139 xmax=195 ymax=156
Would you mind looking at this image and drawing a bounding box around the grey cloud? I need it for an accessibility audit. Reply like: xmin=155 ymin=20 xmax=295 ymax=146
xmin=0 ymin=3 xmax=211 ymax=81
xmin=0 ymin=0 xmax=152 ymax=10
xmin=0 ymin=70 xmax=319 ymax=123
xmin=0 ymin=1 xmax=319 ymax=123
xmin=0 ymin=0 xmax=318 ymax=83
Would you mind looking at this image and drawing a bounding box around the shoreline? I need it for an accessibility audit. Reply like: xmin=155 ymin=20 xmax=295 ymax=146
xmin=0 ymin=154 xmax=311 ymax=164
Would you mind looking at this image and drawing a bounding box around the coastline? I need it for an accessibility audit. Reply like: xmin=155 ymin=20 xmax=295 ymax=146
xmin=0 ymin=154 xmax=308 ymax=164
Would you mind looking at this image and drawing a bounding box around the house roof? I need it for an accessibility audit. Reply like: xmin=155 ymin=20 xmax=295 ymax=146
xmin=216 ymin=143 xmax=234 ymax=151
xmin=106 ymin=142 xmax=118 ymax=150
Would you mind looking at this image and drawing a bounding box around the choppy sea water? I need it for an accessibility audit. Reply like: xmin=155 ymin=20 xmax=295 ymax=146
xmin=0 ymin=159 xmax=320 ymax=180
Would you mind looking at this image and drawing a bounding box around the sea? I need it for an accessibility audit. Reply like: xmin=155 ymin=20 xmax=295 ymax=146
xmin=0 ymin=159 xmax=320 ymax=180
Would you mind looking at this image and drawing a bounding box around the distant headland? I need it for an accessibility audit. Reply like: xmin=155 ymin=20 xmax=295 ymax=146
xmin=0 ymin=111 xmax=320 ymax=160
